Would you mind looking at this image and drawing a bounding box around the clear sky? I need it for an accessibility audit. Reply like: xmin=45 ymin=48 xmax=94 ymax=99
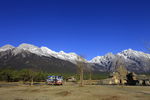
xmin=0 ymin=0 xmax=150 ymax=60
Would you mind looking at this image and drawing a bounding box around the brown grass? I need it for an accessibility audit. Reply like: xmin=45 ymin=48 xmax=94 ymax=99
xmin=0 ymin=83 xmax=150 ymax=100
xmin=56 ymin=91 xmax=71 ymax=96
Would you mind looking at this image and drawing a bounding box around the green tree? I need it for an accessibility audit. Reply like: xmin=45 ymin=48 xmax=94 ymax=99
xmin=19 ymin=69 xmax=36 ymax=85
xmin=0 ymin=69 xmax=17 ymax=82
xmin=34 ymin=71 xmax=47 ymax=82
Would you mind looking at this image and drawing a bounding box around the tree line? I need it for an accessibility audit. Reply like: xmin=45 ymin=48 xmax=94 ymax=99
xmin=0 ymin=68 xmax=109 ymax=82
xmin=0 ymin=68 xmax=48 ymax=82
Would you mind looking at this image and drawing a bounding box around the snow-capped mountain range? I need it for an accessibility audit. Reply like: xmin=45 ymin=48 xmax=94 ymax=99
xmin=90 ymin=49 xmax=150 ymax=73
xmin=0 ymin=43 xmax=83 ymax=64
xmin=91 ymin=49 xmax=150 ymax=64
xmin=0 ymin=43 xmax=150 ymax=73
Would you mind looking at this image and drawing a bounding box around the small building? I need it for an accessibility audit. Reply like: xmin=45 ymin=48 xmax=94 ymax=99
xmin=101 ymin=71 xmax=150 ymax=86
xmin=66 ymin=76 xmax=77 ymax=82
xmin=100 ymin=65 xmax=150 ymax=86
xmin=101 ymin=72 xmax=127 ymax=85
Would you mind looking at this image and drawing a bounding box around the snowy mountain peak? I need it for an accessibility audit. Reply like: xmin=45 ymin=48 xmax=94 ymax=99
xmin=90 ymin=52 xmax=116 ymax=64
xmin=120 ymin=48 xmax=145 ymax=54
xmin=17 ymin=43 xmax=44 ymax=56
xmin=0 ymin=44 xmax=15 ymax=51
xmin=18 ymin=43 xmax=39 ymax=49
xmin=40 ymin=46 xmax=84 ymax=63
xmin=17 ymin=44 xmax=83 ymax=63
xmin=0 ymin=44 xmax=150 ymax=72
xmin=91 ymin=49 xmax=150 ymax=64
xmin=124 ymin=48 xmax=133 ymax=51
xmin=90 ymin=56 xmax=103 ymax=63
xmin=68 ymin=52 xmax=77 ymax=55
xmin=118 ymin=49 xmax=150 ymax=59
xmin=59 ymin=51 xmax=65 ymax=54
xmin=121 ymin=48 xmax=137 ymax=54
xmin=41 ymin=46 xmax=56 ymax=54
xmin=105 ymin=52 xmax=114 ymax=57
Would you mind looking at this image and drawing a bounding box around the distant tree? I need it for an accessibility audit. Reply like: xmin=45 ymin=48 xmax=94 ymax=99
xmin=76 ymin=56 xmax=86 ymax=87
xmin=34 ymin=71 xmax=47 ymax=82
xmin=115 ymin=56 xmax=128 ymax=85
xmin=89 ymin=69 xmax=92 ymax=84
xmin=0 ymin=69 xmax=17 ymax=82
xmin=20 ymin=69 xmax=36 ymax=85
xmin=87 ymin=64 xmax=92 ymax=85
xmin=11 ymin=70 xmax=20 ymax=82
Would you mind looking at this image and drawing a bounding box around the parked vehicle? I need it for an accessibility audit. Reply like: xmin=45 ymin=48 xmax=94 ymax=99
xmin=46 ymin=76 xmax=63 ymax=85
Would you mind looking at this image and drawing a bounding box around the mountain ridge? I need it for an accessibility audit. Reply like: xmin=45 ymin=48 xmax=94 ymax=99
xmin=1 ymin=43 xmax=149 ymax=61
xmin=0 ymin=43 xmax=150 ymax=73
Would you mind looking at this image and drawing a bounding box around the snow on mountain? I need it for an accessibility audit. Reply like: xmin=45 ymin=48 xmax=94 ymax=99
xmin=90 ymin=53 xmax=115 ymax=64
xmin=90 ymin=49 xmax=150 ymax=64
xmin=17 ymin=43 xmax=44 ymax=56
xmin=0 ymin=43 xmax=83 ymax=63
xmin=41 ymin=46 xmax=83 ymax=63
xmin=90 ymin=53 xmax=118 ymax=71
xmin=1 ymin=43 xmax=150 ymax=72
xmin=90 ymin=49 xmax=150 ymax=73
xmin=117 ymin=49 xmax=150 ymax=59
xmin=0 ymin=45 xmax=15 ymax=52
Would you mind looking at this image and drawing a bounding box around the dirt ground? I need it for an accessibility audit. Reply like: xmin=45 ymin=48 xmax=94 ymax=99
xmin=0 ymin=82 xmax=150 ymax=100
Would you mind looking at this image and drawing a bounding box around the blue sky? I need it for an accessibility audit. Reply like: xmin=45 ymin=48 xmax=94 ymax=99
xmin=0 ymin=0 xmax=150 ymax=60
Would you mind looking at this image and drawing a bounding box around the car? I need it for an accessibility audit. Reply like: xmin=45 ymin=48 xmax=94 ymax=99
xmin=46 ymin=76 xmax=63 ymax=85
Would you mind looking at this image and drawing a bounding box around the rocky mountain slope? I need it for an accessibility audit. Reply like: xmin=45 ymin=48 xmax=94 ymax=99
xmin=90 ymin=49 xmax=150 ymax=73
xmin=0 ymin=44 xmax=79 ymax=73
xmin=0 ymin=43 xmax=150 ymax=73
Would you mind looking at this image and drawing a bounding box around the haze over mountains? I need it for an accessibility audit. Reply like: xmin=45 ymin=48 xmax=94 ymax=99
xmin=0 ymin=43 xmax=150 ymax=73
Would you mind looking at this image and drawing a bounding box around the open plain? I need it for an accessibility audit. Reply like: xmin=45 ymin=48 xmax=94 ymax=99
xmin=0 ymin=82 xmax=150 ymax=100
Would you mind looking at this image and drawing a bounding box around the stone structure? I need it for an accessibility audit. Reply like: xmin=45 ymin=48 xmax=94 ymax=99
xmin=102 ymin=71 xmax=150 ymax=86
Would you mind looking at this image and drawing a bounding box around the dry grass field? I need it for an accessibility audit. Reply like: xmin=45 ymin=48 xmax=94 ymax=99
xmin=0 ymin=82 xmax=150 ymax=100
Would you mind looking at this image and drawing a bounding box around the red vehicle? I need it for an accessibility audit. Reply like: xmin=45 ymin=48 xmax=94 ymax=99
xmin=46 ymin=76 xmax=63 ymax=85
